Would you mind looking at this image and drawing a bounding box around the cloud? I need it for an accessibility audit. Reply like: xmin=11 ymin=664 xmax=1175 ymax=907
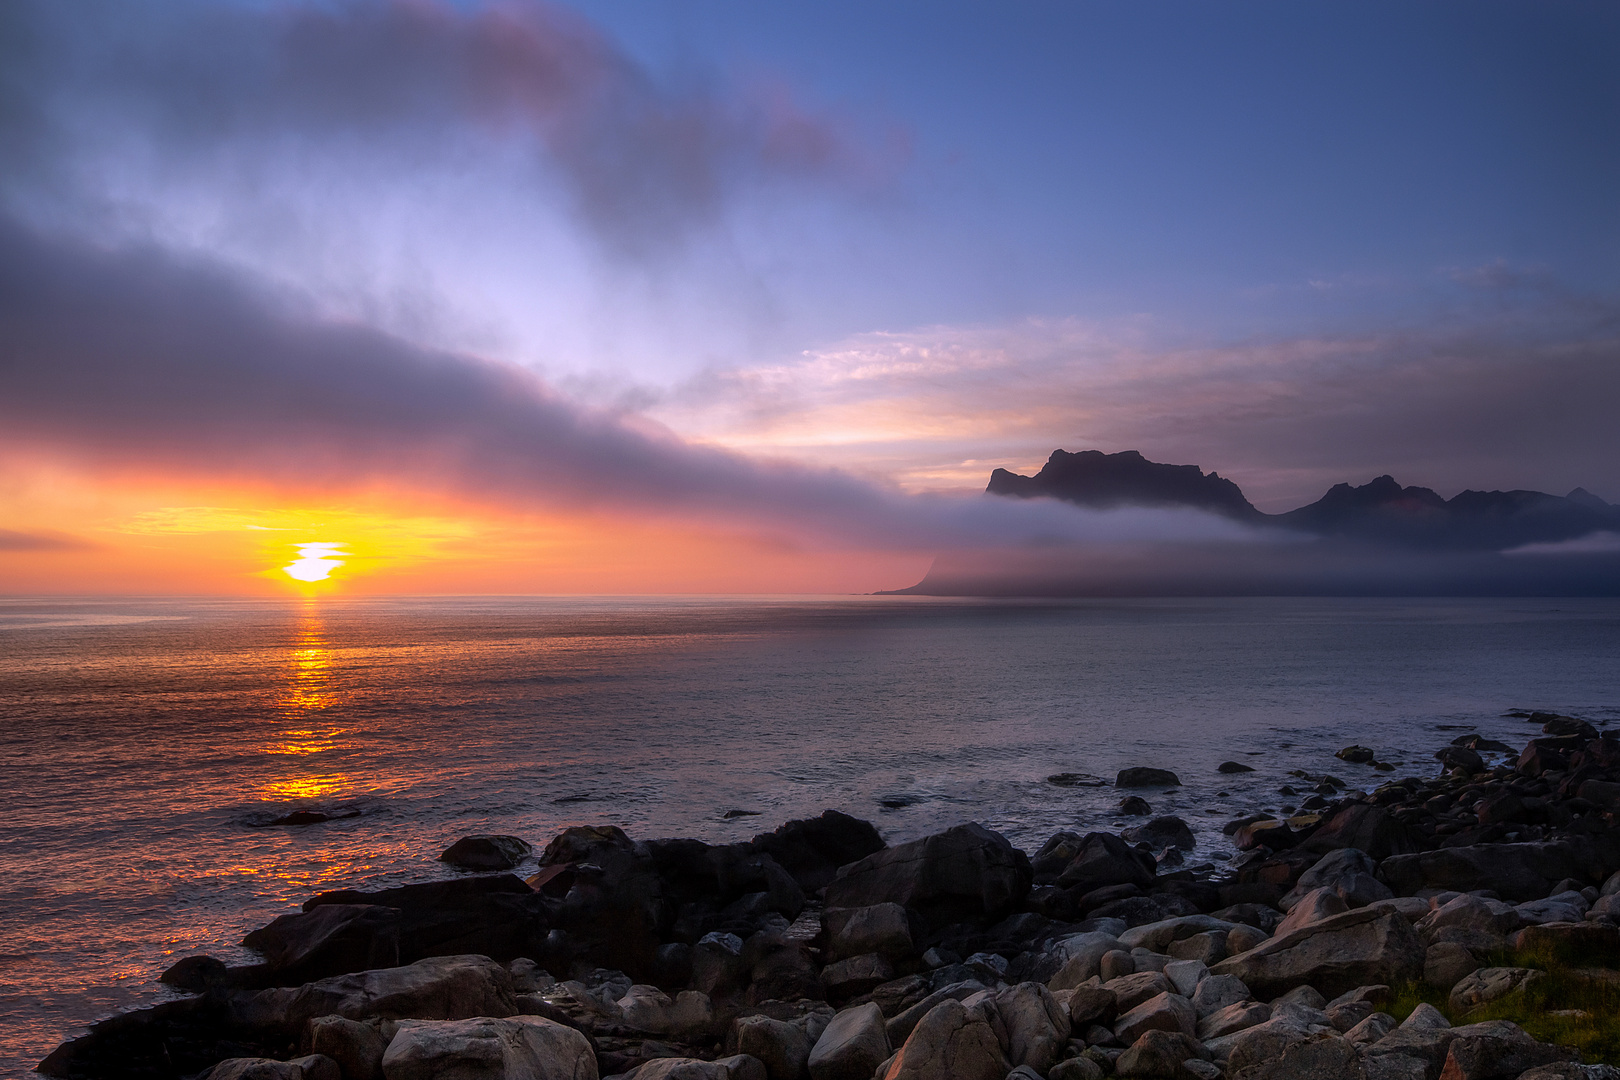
xmin=0 ymin=0 xmax=897 ymax=258
xmin=0 ymin=213 xmax=1259 ymax=554
xmin=0 ymin=528 xmax=91 ymax=552
xmin=1504 ymin=531 xmax=1620 ymax=557
xmin=655 ymin=303 xmax=1620 ymax=509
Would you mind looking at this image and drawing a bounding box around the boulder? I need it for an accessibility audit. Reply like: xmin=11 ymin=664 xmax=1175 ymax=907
xmin=1212 ymin=1013 xmax=1311 ymax=1068
xmin=379 ymin=1015 xmax=596 ymax=1080
xmin=884 ymin=980 xmax=987 ymax=1046
xmin=734 ymin=1015 xmax=814 ymax=1080
xmin=745 ymin=935 xmax=823 ymax=1005
xmin=1112 ymin=991 xmax=1195 ymax=1042
xmin=1424 ymin=942 xmax=1481 ymax=992
xmin=808 ymin=1003 xmax=890 ymax=1080
xmin=243 ymin=905 xmax=404 ymax=981
xmin=236 ymin=955 xmax=518 ymax=1031
xmin=993 ymin=982 xmax=1070 ymax=1073
xmin=1121 ymin=817 xmax=1196 ymax=852
xmin=823 ymin=903 xmax=913 ymax=961
xmin=617 ymin=986 xmax=715 ymax=1040
xmin=1197 ymin=1000 xmax=1269 ymax=1040
xmin=300 ymin=876 xmax=549 ymax=972
xmin=820 ymin=954 xmax=893 ymax=999
xmin=1117 ymin=768 xmax=1181 ymax=788
xmin=1344 ymin=1012 xmax=1396 ymax=1045
xmin=1272 ymin=887 xmax=1350 ymax=937
xmin=203 ymin=1058 xmax=340 ymax=1080
xmin=307 ymin=1016 xmax=388 ymax=1080
xmin=1219 ymin=761 xmax=1257 ymax=774
xmin=1300 ymin=806 xmax=1420 ymax=861
xmin=1045 ymin=931 xmax=1127 ymax=989
xmin=1279 ymin=849 xmax=1393 ymax=911
xmin=1119 ymin=915 xmax=1237 ymax=954
xmin=1380 ymin=842 xmax=1608 ymax=902
xmin=1437 ymin=1020 xmax=1578 ymax=1080
xmin=1113 ymin=1029 xmax=1208 ymax=1078
xmin=1102 ymin=970 xmax=1174 ymax=1012
xmin=1210 ymin=907 xmax=1424 ymax=1000
xmin=823 ymin=824 xmax=1032 ymax=932
xmin=1446 ymin=968 xmax=1545 ymax=1015
xmin=1053 ymin=833 xmax=1157 ymax=893
xmin=749 ymin=812 xmax=887 ymax=894
xmin=1231 ymin=1032 xmax=1364 ymax=1080
xmin=881 ymin=998 xmax=1008 ymax=1080
xmin=1167 ymin=931 xmax=1226 ymax=966
xmin=439 ymin=836 xmax=533 ymax=872
xmin=1416 ymin=896 xmax=1520 ymax=941
xmin=1058 ymin=984 xmax=1116 ymax=1027
xmin=1191 ymin=974 xmax=1249 ymax=1018
xmin=1049 ymin=1058 xmax=1107 ymax=1080
xmin=1511 ymin=921 xmax=1620 ymax=964
xmin=1163 ymin=959 xmax=1206 ymax=998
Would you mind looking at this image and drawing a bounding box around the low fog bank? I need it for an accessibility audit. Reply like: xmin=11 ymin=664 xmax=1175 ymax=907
xmin=892 ymin=538 xmax=1620 ymax=597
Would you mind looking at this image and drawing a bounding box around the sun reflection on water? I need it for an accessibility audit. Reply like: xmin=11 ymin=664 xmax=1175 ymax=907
xmin=262 ymin=603 xmax=354 ymax=799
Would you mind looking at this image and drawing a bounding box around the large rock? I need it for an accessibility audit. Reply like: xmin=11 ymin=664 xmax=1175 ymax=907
xmin=1113 ymin=1029 xmax=1207 ymax=1079
xmin=1045 ymin=930 xmax=1128 ymax=988
xmin=307 ymin=1016 xmax=388 ymax=1080
xmin=1120 ymin=915 xmax=1237 ymax=954
xmin=1112 ymin=991 xmax=1195 ymax=1043
xmin=994 ymin=982 xmax=1070 ymax=1073
xmin=1210 ymin=907 xmax=1424 ymax=1000
xmin=883 ymin=980 xmax=986 ymax=1046
xmin=1380 ymin=842 xmax=1610 ymax=902
xmin=379 ymin=1015 xmax=596 ymax=1080
xmin=243 ymin=905 xmax=404 ymax=981
xmin=881 ymin=998 xmax=1008 ymax=1080
xmin=822 ymin=903 xmax=913 ymax=961
xmin=1198 ymin=1000 xmax=1270 ymax=1040
xmin=749 ymin=811 xmax=886 ymax=894
xmin=1437 ymin=1020 xmax=1577 ymax=1080
xmin=1280 ymin=849 xmax=1393 ymax=911
xmin=820 ymin=954 xmax=893 ymax=999
xmin=616 ymin=985 xmax=715 ymax=1040
xmin=1117 ymin=768 xmax=1181 ymax=788
xmin=1446 ymin=968 xmax=1545 ymax=1015
xmin=1192 ymin=975 xmax=1251 ymax=1019
xmin=1272 ymin=887 xmax=1350 ymax=937
xmin=823 ymin=824 xmax=1031 ymax=932
xmin=1301 ymin=806 xmax=1419 ymax=861
xmin=808 ymin=1003 xmax=889 ymax=1080
xmin=1103 ymin=971 xmax=1174 ymax=1012
xmin=203 ymin=1058 xmax=340 ymax=1080
xmin=236 ymin=955 xmax=518 ymax=1031
xmin=299 ymin=876 xmax=548 ymax=970
xmin=1231 ymin=1032 xmax=1364 ymax=1080
xmin=1121 ymin=816 xmax=1196 ymax=852
xmin=734 ymin=1015 xmax=814 ymax=1080
xmin=439 ymin=836 xmax=533 ymax=872
xmin=1053 ymin=833 xmax=1157 ymax=893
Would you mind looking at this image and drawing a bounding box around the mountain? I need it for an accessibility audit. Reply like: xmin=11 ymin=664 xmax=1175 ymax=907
xmin=987 ymin=449 xmax=1263 ymax=520
xmin=985 ymin=451 xmax=1619 ymax=550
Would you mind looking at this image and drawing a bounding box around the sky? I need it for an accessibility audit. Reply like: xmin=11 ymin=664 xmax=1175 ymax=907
xmin=1 ymin=0 xmax=1616 ymax=594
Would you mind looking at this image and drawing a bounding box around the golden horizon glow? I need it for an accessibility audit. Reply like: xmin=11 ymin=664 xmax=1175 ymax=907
xmin=283 ymin=542 xmax=346 ymax=582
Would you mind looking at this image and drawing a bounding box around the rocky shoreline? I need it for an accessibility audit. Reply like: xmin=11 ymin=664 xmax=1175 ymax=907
xmin=38 ymin=712 xmax=1620 ymax=1080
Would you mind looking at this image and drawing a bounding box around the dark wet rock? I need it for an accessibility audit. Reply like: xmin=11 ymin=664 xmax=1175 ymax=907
xmin=1050 ymin=832 xmax=1157 ymax=893
xmin=36 ymin=998 xmax=291 ymax=1080
xmin=821 ymin=953 xmax=894 ymax=998
xmin=807 ymin=1002 xmax=889 ymax=1080
xmin=1121 ymin=816 xmax=1196 ymax=852
xmin=306 ymin=1016 xmax=387 ymax=1080
xmin=1113 ymin=1028 xmax=1207 ymax=1078
xmin=161 ymin=954 xmax=230 ymax=992
xmin=748 ymin=811 xmax=886 ymax=894
xmin=243 ymin=905 xmax=404 ymax=983
xmin=1439 ymin=1019 xmax=1578 ymax=1080
xmin=1435 ymin=746 xmax=1486 ymax=774
xmin=438 ymin=834 xmax=533 ymax=871
xmin=823 ymin=902 xmax=914 ymax=962
xmin=1116 ymin=767 xmax=1181 ymax=788
xmin=200 ymin=1055 xmax=339 ymax=1080
xmin=823 ymin=823 xmax=1031 ymax=933
xmin=1118 ymin=796 xmax=1152 ymax=816
xmin=1218 ymin=761 xmax=1257 ymax=773
xmin=1543 ymin=716 xmax=1600 ymax=740
xmin=744 ymin=933 xmax=824 ymax=1004
xmin=233 ymin=954 xmax=518 ymax=1032
xmin=299 ymin=875 xmax=548 ymax=970
xmin=380 ymin=1016 xmax=595 ymax=1080
xmin=1048 ymin=772 xmax=1108 ymax=787
xmin=1336 ymin=746 xmax=1375 ymax=764
xmin=1300 ymin=804 xmax=1420 ymax=861
xmin=1279 ymin=848 xmax=1392 ymax=911
xmin=1381 ymin=840 xmax=1620 ymax=902
xmin=249 ymin=808 xmax=362 ymax=828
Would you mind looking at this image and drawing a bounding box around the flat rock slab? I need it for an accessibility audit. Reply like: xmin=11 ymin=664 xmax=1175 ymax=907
xmin=1210 ymin=907 xmax=1424 ymax=1000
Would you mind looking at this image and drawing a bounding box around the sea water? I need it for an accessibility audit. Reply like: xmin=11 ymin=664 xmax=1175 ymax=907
xmin=3 ymin=594 xmax=1619 ymax=1072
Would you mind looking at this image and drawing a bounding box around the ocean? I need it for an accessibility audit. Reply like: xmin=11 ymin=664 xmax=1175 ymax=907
xmin=3 ymin=594 xmax=1619 ymax=1073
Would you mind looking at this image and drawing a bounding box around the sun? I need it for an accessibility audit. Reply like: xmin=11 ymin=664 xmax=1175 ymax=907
xmin=283 ymin=542 xmax=346 ymax=582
